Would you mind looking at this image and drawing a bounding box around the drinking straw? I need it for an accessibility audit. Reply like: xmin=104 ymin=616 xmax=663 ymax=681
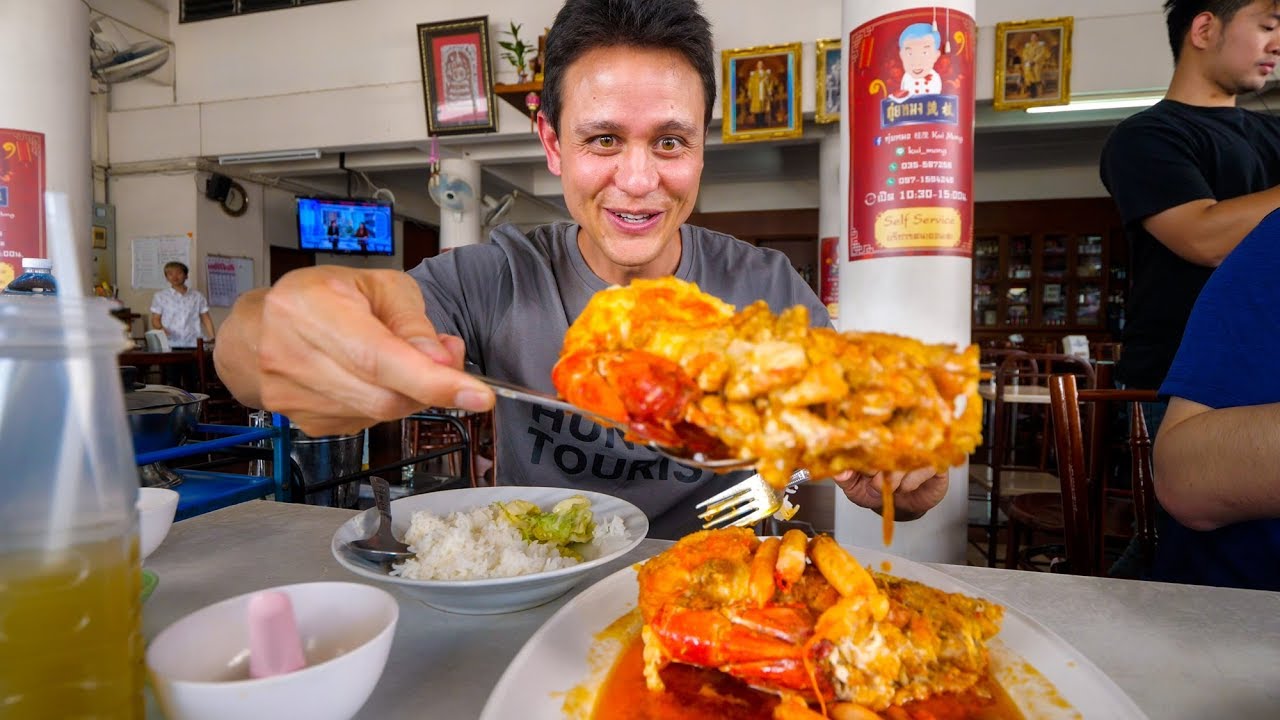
xmin=46 ymin=191 xmax=105 ymax=552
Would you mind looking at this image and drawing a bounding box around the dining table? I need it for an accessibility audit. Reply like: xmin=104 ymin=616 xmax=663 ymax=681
xmin=143 ymin=500 xmax=1280 ymax=719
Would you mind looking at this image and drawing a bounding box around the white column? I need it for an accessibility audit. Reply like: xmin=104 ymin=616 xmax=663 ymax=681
xmin=0 ymin=0 xmax=91 ymax=290
xmin=835 ymin=0 xmax=976 ymax=563
xmin=438 ymin=158 xmax=483 ymax=250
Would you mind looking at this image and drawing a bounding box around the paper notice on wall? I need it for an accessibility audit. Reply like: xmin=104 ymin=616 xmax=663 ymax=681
xmin=206 ymin=254 xmax=254 ymax=307
xmin=131 ymin=234 xmax=191 ymax=289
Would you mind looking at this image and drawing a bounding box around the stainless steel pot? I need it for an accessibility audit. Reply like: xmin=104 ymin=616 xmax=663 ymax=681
xmin=120 ymin=366 xmax=208 ymax=454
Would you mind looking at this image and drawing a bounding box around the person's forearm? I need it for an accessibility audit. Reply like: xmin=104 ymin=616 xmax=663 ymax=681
xmin=202 ymin=315 xmax=216 ymax=339
xmin=1154 ymin=403 xmax=1280 ymax=530
xmin=1155 ymin=186 xmax=1280 ymax=267
xmin=150 ymin=314 xmax=163 ymax=331
xmin=213 ymin=289 xmax=267 ymax=409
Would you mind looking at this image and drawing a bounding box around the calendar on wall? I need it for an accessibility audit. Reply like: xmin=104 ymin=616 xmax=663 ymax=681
xmin=206 ymin=254 xmax=254 ymax=307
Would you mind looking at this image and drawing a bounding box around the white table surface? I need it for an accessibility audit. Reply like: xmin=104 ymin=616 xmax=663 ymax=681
xmin=143 ymin=501 xmax=1280 ymax=719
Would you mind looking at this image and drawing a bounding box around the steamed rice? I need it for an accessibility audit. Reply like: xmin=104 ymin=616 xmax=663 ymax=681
xmin=389 ymin=503 xmax=631 ymax=581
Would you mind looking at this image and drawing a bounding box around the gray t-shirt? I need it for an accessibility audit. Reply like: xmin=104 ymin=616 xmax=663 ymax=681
xmin=409 ymin=222 xmax=829 ymax=538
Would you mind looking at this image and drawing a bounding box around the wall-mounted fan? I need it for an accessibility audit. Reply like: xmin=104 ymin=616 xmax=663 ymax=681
xmin=482 ymin=192 xmax=516 ymax=227
xmin=428 ymin=172 xmax=476 ymax=221
xmin=90 ymin=19 xmax=170 ymax=85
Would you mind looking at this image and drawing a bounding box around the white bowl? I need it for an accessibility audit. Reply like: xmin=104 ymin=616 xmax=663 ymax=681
xmin=330 ymin=486 xmax=648 ymax=615
xmin=146 ymin=581 xmax=398 ymax=720
xmin=137 ymin=487 xmax=179 ymax=560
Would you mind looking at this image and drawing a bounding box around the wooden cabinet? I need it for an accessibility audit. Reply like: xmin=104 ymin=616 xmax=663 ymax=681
xmin=972 ymin=199 xmax=1127 ymax=349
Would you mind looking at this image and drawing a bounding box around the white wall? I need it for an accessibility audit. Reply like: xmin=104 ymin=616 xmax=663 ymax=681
xmin=194 ymin=173 xmax=264 ymax=327
xmin=109 ymin=171 xmax=198 ymax=319
xmin=108 ymin=0 xmax=1171 ymax=163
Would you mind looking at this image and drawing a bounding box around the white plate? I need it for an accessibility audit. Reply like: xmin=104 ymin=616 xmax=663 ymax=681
xmin=481 ymin=543 xmax=1147 ymax=719
xmin=331 ymin=486 xmax=648 ymax=615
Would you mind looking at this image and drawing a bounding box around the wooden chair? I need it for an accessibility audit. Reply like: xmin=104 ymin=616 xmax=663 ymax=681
xmin=972 ymin=352 xmax=1095 ymax=566
xmin=194 ymin=339 xmax=248 ymax=425
xmin=1004 ymin=373 xmax=1157 ymax=576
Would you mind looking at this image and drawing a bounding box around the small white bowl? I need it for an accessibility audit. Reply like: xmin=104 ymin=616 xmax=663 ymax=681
xmin=330 ymin=487 xmax=648 ymax=615
xmin=146 ymin=581 xmax=398 ymax=720
xmin=137 ymin=487 xmax=179 ymax=560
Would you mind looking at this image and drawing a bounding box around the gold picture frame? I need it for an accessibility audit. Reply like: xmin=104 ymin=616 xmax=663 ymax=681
xmin=416 ymin=16 xmax=498 ymax=136
xmin=722 ymin=42 xmax=804 ymax=143
xmin=993 ymin=16 xmax=1072 ymax=111
xmin=814 ymin=38 xmax=841 ymax=125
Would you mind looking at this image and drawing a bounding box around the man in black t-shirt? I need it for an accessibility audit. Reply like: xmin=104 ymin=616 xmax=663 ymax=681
xmin=1100 ymin=0 xmax=1280 ymax=575
xmin=1102 ymin=0 xmax=1280 ymax=396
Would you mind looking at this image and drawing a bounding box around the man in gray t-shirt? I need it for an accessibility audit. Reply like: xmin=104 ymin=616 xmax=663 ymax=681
xmin=215 ymin=0 xmax=951 ymax=538
xmin=411 ymin=222 xmax=828 ymax=537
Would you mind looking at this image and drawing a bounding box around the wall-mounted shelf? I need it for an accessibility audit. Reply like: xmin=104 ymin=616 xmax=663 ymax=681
xmin=493 ymin=80 xmax=542 ymax=119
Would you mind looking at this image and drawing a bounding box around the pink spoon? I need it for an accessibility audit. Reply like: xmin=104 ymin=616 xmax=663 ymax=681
xmin=247 ymin=590 xmax=306 ymax=679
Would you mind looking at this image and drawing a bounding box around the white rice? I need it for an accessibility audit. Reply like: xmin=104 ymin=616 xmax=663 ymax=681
xmin=389 ymin=503 xmax=631 ymax=581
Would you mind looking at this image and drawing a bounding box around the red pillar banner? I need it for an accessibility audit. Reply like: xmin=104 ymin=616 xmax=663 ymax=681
xmin=819 ymin=236 xmax=839 ymax=320
xmin=847 ymin=8 xmax=975 ymax=262
xmin=0 ymin=129 xmax=46 ymax=289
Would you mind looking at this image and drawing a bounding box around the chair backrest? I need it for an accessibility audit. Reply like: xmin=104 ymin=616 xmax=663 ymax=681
xmin=1048 ymin=373 xmax=1158 ymax=576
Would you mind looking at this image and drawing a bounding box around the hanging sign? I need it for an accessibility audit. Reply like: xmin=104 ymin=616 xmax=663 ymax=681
xmin=0 ymin=129 xmax=46 ymax=289
xmin=848 ymin=8 xmax=975 ymax=261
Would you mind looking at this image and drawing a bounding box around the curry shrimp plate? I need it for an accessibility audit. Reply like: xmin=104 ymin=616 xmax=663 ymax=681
xmin=481 ymin=530 xmax=1147 ymax=720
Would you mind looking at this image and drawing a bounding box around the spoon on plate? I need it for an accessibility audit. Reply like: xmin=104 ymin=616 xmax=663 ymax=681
xmin=348 ymin=477 xmax=415 ymax=564
xmin=471 ymin=372 xmax=755 ymax=472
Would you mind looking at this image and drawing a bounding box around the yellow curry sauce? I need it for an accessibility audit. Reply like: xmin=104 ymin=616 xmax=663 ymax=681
xmin=591 ymin=635 xmax=1025 ymax=720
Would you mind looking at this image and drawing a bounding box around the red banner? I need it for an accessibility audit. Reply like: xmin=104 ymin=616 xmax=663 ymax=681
xmin=0 ymin=129 xmax=46 ymax=289
xmin=847 ymin=8 xmax=974 ymax=262
xmin=819 ymin=236 xmax=839 ymax=320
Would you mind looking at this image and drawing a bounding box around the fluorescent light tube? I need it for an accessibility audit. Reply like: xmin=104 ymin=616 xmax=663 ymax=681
xmin=1025 ymin=96 xmax=1163 ymax=114
xmin=217 ymin=149 xmax=322 ymax=165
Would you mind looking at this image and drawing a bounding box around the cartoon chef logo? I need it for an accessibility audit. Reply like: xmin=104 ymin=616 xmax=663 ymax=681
xmin=895 ymin=23 xmax=942 ymax=99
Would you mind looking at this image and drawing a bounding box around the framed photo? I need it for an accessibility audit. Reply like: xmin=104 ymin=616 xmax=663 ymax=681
xmin=722 ymin=43 xmax=804 ymax=143
xmin=815 ymin=38 xmax=841 ymax=124
xmin=416 ymin=16 xmax=498 ymax=136
xmin=993 ymin=16 xmax=1072 ymax=111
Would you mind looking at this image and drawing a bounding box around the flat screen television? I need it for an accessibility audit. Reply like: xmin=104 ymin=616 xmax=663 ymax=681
xmin=296 ymin=196 xmax=394 ymax=255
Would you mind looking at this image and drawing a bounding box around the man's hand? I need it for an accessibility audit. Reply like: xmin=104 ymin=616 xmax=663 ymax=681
xmin=215 ymin=266 xmax=494 ymax=437
xmin=832 ymin=467 xmax=949 ymax=521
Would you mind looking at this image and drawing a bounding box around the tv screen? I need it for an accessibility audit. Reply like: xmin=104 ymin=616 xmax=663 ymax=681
xmin=296 ymin=197 xmax=394 ymax=255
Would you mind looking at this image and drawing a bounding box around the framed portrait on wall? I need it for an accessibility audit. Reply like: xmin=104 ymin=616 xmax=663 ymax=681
xmin=815 ymin=38 xmax=841 ymax=124
xmin=722 ymin=42 xmax=804 ymax=143
xmin=416 ymin=16 xmax=498 ymax=136
xmin=993 ymin=16 xmax=1072 ymax=111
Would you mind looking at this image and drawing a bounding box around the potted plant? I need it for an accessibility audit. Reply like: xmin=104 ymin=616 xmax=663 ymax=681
xmin=498 ymin=21 xmax=533 ymax=83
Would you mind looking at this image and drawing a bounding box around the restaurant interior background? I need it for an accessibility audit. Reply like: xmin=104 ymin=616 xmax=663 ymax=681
xmin=10 ymin=0 xmax=1278 ymax=558
xmin=78 ymin=0 xmax=1265 ymax=343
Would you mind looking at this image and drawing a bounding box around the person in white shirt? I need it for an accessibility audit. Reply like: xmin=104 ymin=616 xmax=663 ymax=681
xmin=150 ymin=261 xmax=215 ymax=348
xmin=898 ymin=22 xmax=943 ymax=98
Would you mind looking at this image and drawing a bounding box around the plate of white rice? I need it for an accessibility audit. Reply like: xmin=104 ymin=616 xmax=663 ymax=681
xmin=330 ymin=486 xmax=648 ymax=614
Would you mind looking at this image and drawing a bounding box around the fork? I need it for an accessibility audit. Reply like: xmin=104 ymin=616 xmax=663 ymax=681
xmin=696 ymin=469 xmax=812 ymax=529
xmin=470 ymin=372 xmax=756 ymax=472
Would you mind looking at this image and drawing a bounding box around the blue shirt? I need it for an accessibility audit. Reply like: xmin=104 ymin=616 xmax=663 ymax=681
xmin=1157 ymin=209 xmax=1280 ymax=590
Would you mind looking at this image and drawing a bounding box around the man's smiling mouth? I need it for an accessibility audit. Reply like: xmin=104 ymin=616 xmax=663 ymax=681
xmin=612 ymin=211 xmax=658 ymax=224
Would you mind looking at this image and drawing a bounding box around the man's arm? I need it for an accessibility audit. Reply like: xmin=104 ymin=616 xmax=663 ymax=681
xmin=199 ymin=311 xmax=215 ymax=340
xmin=213 ymin=265 xmax=492 ymax=436
xmin=1154 ymin=396 xmax=1280 ymax=531
xmin=150 ymin=313 xmax=163 ymax=331
xmin=1143 ymin=187 xmax=1280 ymax=267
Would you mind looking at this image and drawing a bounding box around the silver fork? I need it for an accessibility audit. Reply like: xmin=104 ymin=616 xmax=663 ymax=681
xmin=471 ymin=372 xmax=756 ymax=472
xmin=696 ymin=469 xmax=812 ymax=529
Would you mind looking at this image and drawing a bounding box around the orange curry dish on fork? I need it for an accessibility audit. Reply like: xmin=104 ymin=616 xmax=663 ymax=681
xmin=551 ymin=277 xmax=984 ymax=490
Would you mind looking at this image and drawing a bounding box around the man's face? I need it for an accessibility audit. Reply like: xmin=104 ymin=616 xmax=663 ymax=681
xmin=900 ymin=36 xmax=940 ymax=77
xmin=164 ymin=267 xmax=186 ymax=287
xmin=1208 ymin=0 xmax=1280 ymax=93
xmin=538 ymin=46 xmax=705 ymax=286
